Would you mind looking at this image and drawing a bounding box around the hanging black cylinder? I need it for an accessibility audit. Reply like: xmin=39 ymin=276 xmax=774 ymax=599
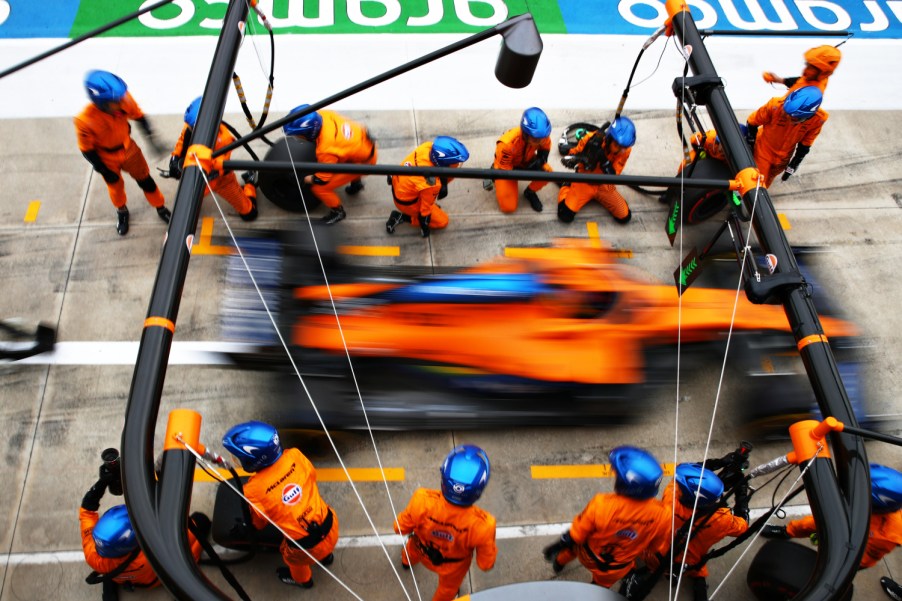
xmin=257 ymin=137 xmax=318 ymax=212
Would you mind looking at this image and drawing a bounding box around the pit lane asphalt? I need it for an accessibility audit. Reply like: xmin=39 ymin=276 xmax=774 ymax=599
xmin=2 ymin=108 xmax=901 ymax=600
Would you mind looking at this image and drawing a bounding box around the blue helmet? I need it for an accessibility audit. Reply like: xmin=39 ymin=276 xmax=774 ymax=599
xmin=610 ymin=446 xmax=663 ymax=500
xmin=783 ymin=86 xmax=822 ymax=121
xmin=430 ymin=136 xmax=469 ymax=167
xmin=871 ymin=464 xmax=902 ymax=514
xmin=222 ymin=421 xmax=283 ymax=472
xmin=93 ymin=505 xmax=138 ymax=558
xmin=521 ymin=107 xmax=552 ymax=139
xmin=283 ymin=104 xmax=323 ymax=140
xmin=85 ymin=70 xmax=127 ymax=106
xmin=674 ymin=463 xmax=725 ymax=508
xmin=606 ymin=116 xmax=637 ymax=148
xmin=440 ymin=445 xmax=490 ymax=506
xmin=184 ymin=96 xmax=202 ymax=128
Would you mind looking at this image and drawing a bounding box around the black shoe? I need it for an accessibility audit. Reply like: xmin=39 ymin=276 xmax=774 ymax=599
xmin=552 ymin=558 xmax=565 ymax=574
xmin=883 ymin=577 xmax=902 ymax=601
xmin=241 ymin=170 xmax=258 ymax=186
xmin=386 ymin=210 xmax=404 ymax=234
xmin=693 ymin=576 xmax=709 ymax=601
xmin=345 ymin=179 xmax=364 ymax=195
xmin=156 ymin=206 xmax=171 ymax=224
xmin=116 ymin=209 xmax=130 ymax=236
xmin=322 ymin=206 xmax=346 ymax=225
xmin=321 ymin=553 xmax=334 ymax=566
xmin=524 ymin=188 xmax=543 ymax=212
xmin=189 ymin=512 xmax=212 ymax=541
xmin=239 ymin=206 xmax=258 ymax=222
xmin=761 ymin=525 xmax=790 ymax=539
xmin=277 ymin=567 xmax=314 ymax=589
xmin=401 ymin=562 xmax=410 ymax=571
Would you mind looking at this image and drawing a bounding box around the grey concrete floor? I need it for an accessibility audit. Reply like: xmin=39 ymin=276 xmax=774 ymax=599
xmin=2 ymin=108 xmax=901 ymax=600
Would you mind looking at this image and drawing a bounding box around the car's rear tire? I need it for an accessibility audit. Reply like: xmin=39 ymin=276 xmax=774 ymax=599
xmin=747 ymin=539 xmax=853 ymax=600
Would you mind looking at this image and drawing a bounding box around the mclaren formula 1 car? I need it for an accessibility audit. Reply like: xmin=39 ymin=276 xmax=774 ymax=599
xmin=221 ymin=225 xmax=866 ymax=433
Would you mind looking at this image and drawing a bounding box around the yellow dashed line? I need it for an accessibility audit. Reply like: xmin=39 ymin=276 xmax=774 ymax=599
xmin=194 ymin=466 xmax=405 ymax=483
xmin=531 ymin=463 xmax=675 ymax=479
xmin=24 ymin=201 xmax=40 ymax=223
xmin=338 ymin=245 xmax=400 ymax=257
xmin=586 ymin=221 xmax=601 ymax=247
xmin=778 ymin=213 xmax=791 ymax=230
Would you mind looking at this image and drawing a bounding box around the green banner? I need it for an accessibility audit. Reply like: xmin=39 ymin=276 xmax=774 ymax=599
xmin=70 ymin=0 xmax=566 ymax=37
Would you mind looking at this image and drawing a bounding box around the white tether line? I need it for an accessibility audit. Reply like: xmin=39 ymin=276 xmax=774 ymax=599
xmin=710 ymin=448 xmax=823 ymax=599
xmin=177 ymin=435 xmax=365 ymax=599
xmin=192 ymin=153 xmax=416 ymax=600
xmin=277 ymin=131 xmax=426 ymax=601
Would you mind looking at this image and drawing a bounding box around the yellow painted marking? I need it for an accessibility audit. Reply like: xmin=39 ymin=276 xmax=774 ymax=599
xmin=587 ymin=221 xmax=601 ymax=247
xmin=338 ymin=245 xmax=400 ymax=257
xmin=778 ymin=213 xmax=791 ymax=230
xmin=24 ymin=201 xmax=41 ymax=222
xmin=532 ymin=463 xmax=675 ymax=479
xmin=194 ymin=466 xmax=405 ymax=483
xmin=192 ymin=217 xmax=234 ymax=256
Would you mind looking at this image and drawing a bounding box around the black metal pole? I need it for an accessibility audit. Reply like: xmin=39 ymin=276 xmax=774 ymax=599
xmin=213 ymin=14 xmax=535 ymax=158
xmin=842 ymin=425 xmax=902 ymax=447
xmin=0 ymin=0 xmax=175 ymax=81
xmin=120 ymin=0 xmax=248 ymax=599
xmin=223 ymin=159 xmax=733 ymax=189
xmin=666 ymin=4 xmax=869 ymax=600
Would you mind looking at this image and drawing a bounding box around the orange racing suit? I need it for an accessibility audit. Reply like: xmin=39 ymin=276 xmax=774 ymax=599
xmin=786 ymin=510 xmax=902 ymax=568
xmin=308 ymin=109 xmax=377 ymax=209
xmin=556 ymin=492 xmax=671 ymax=588
xmin=74 ymin=92 xmax=165 ymax=210
xmin=390 ymin=142 xmax=451 ymax=230
xmin=244 ymin=447 xmax=339 ymax=585
xmin=558 ymin=129 xmax=632 ymax=221
xmin=645 ymin=481 xmax=748 ymax=578
xmin=394 ymin=488 xmax=497 ymax=601
xmin=491 ymin=126 xmax=553 ymax=213
xmin=172 ymin=124 xmax=255 ymax=216
xmin=747 ymin=96 xmax=827 ymax=188
xmin=79 ymin=507 xmax=202 ymax=588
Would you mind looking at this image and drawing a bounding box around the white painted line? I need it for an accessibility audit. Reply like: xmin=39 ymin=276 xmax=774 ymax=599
xmin=1 ymin=505 xmax=812 ymax=565
xmin=13 ymin=341 xmax=259 ymax=365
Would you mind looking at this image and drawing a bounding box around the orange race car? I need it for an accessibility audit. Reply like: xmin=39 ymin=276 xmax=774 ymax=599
xmin=222 ymin=227 xmax=868 ymax=433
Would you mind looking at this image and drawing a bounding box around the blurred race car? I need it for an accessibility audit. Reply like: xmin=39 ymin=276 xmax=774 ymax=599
xmin=220 ymin=225 xmax=866 ymax=433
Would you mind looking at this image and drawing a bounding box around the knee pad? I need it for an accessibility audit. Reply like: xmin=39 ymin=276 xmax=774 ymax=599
xmin=615 ymin=208 xmax=632 ymax=224
xmin=137 ymin=176 xmax=158 ymax=193
xmin=557 ymin=201 xmax=576 ymax=223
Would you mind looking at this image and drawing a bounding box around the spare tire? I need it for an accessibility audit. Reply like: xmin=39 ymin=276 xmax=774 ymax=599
xmin=663 ymin=156 xmax=732 ymax=225
xmin=258 ymin=137 xmax=319 ymax=212
xmin=747 ymin=539 xmax=853 ymax=600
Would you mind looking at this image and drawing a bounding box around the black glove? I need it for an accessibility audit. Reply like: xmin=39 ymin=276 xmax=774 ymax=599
xmin=420 ymin=214 xmax=431 ymax=238
xmin=733 ymin=484 xmax=751 ymax=522
xmin=437 ymin=177 xmax=449 ymax=200
xmin=560 ymin=155 xmax=580 ymax=170
xmin=542 ymin=531 xmax=574 ymax=562
xmin=745 ymin=123 xmax=758 ymax=150
xmin=168 ymin=155 xmax=182 ymax=180
xmin=135 ymin=116 xmax=166 ymax=156
xmin=600 ymin=159 xmax=615 ymax=175
xmin=82 ymin=150 xmax=120 ymax=184
xmin=782 ymin=143 xmax=810 ymax=181
xmin=81 ymin=478 xmax=108 ymax=512
xmin=761 ymin=525 xmax=790 ymax=539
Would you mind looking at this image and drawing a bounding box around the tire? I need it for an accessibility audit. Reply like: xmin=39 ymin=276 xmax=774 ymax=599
xmin=747 ymin=539 xmax=853 ymax=600
xmin=665 ymin=157 xmax=732 ymax=225
xmin=258 ymin=136 xmax=320 ymax=212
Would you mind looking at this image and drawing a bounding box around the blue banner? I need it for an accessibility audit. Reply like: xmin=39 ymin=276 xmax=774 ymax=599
xmin=560 ymin=0 xmax=902 ymax=39
xmin=0 ymin=0 xmax=81 ymax=38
